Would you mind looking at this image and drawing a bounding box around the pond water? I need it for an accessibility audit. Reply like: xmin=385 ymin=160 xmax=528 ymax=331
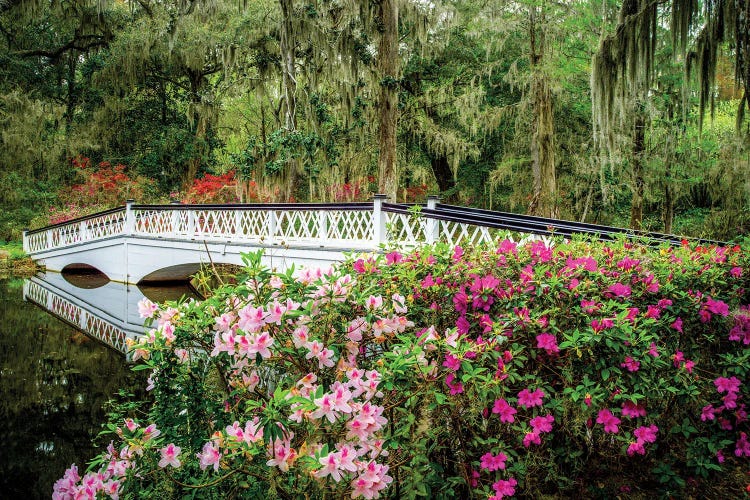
xmin=0 ymin=272 xmax=198 ymax=499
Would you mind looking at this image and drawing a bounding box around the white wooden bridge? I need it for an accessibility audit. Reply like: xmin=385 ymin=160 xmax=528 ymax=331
xmin=23 ymin=196 xmax=515 ymax=284
xmin=23 ymin=196 xmax=694 ymax=285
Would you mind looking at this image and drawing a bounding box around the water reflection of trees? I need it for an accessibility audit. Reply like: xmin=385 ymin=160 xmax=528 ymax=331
xmin=0 ymin=279 xmax=146 ymax=499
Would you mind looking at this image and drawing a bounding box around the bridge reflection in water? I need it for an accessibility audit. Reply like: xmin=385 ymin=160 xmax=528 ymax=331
xmin=23 ymin=271 xmax=199 ymax=356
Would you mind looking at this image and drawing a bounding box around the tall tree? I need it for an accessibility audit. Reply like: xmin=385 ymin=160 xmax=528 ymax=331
xmin=377 ymin=0 xmax=399 ymax=200
xmin=592 ymin=0 xmax=750 ymax=228
xmin=527 ymin=0 xmax=558 ymax=217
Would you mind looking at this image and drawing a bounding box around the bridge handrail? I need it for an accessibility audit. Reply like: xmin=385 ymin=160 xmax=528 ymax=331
xmin=431 ymin=203 xmax=725 ymax=246
xmin=24 ymin=206 xmax=126 ymax=235
xmin=130 ymin=202 xmax=374 ymax=211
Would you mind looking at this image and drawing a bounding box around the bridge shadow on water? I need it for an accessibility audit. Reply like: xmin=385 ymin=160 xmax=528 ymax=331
xmin=24 ymin=270 xmax=200 ymax=356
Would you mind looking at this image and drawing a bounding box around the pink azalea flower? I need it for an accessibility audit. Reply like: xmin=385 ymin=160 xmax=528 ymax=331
xmin=523 ymin=431 xmax=541 ymax=447
xmin=736 ymin=432 xmax=750 ymax=457
xmin=266 ymin=439 xmax=297 ymax=472
xmin=137 ymin=298 xmax=159 ymax=318
xmin=607 ymin=283 xmax=632 ymax=298
xmin=492 ymin=399 xmax=517 ymax=423
xmin=647 ymin=342 xmax=659 ymax=357
xmin=672 ymin=350 xmax=684 ymax=367
xmin=633 ymin=424 xmax=658 ymax=443
xmin=704 ymin=298 xmax=729 ymax=316
xmin=452 ymin=245 xmax=464 ymax=261
xmin=683 ymin=359 xmax=695 ymax=373
xmin=365 ymin=295 xmax=384 ymax=311
xmin=480 ymin=451 xmax=508 ymax=471
xmin=158 ymin=443 xmax=181 ymax=468
xmin=620 ymin=356 xmax=640 ymax=372
xmin=627 ymin=440 xmax=646 ymax=456
xmin=580 ymin=299 xmax=599 ymax=314
xmin=596 ymin=409 xmax=621 ymax=433
xmin=701 ymin=404 xmax=716 ymax=421
xmin=536 ymin=333 xmax=559 ymax=354
xmin=621 ymin=401 xmax=647 ymax=419
xmin=670 ymin=317 xmax=683 ymax=333
xmin=350 ymin=460 xmax=392 ymax=499
xmin=316 ymin=451 xmax=344 ymax=482
xmin=517 ymin=388 xmax=545 ymax=409
xmin=445 ymin=373 xmax=464 ymax=395
xmin=385 ymin=251 xmax=402 ymax=264
xmin=237 ymin=304 xmax=266 ymax=332
xmin=312 ymin=394 xmax=339 ymax=423
xmin=197 ymin=441 xmax=221 ymax=471
xmin=730 ymin=267 xmax=743 ymax=278
xmin=715 ymin=376 xmax=741 ymax=394
xmin=644 ymin=305 xmax=661 ymax=319
xmin=442 ymin=354 xmax=461 ymax=371
xmin=530 ymin=414 xmax=554 ymax=433
xmin=492 ymin=477 xmax=517 ymax=498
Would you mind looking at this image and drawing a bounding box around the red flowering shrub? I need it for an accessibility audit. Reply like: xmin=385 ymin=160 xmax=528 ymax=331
xmin=55 ymin=236 xmax=750 ymax=499
xmin=182 ymin=171 xmax=239 ymax=204
xmin=46 ymin=156 xmax=155 ymax=224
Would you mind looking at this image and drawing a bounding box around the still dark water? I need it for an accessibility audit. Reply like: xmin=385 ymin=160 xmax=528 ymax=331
xmin=0 ymin=274 xmax=197 ymax=499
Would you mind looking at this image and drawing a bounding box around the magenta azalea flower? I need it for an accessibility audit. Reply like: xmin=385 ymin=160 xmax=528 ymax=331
xmin=670 ymin=317 xmax=683 ymax=333
xmin=715 ymin=376 xmax=741 ymax=394
xmin=517 ymin=388 xmax=545 ymax=409
xmin=530 ymin=414 xmax=554 ymax=433
xmin=634 ymin=424 xmax=658 ymax=443
xmin=492 ymin=398 xmax=518 ymax=423
xmin=523 ymin=431 xmax=541 ymax=447
xmin=492 ymin=477 xmax=517 ymax=499
xmin=621 ymin=401 xmax=646 ymax=419
xmin=536 ymin=333 xmax=559 ymax=354
xmin=480 ymin=451 xmax=508 ymax=471
xmin=620 ymin=356 xmax=640 ymax=372
xmin=607 ymin=283 xmax=632 ymax=298
xmin=596 ymin=409 xmax=621 ymax=433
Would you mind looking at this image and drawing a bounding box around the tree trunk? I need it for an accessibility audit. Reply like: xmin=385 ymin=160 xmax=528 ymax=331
xmin=430 ymin=154 xmax=456 ymax=199
xmin=185 ymin=71 xmax=206 ymax=189
xmin=663 ymin=162 xmax=674 ymax=234
xmin=629 ymin=107 xmax=646 ymax=230
xmin=528 ymin=4 xmax=557 ymax=218
xmin=279 ymin=0 xmax=299 ymax=201
xmin=377 ymin=0 xmax=399 ymax=201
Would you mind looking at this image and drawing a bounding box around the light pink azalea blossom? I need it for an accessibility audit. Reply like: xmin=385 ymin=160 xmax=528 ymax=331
xmin=158 ymin=443 xmax=181 ymax=468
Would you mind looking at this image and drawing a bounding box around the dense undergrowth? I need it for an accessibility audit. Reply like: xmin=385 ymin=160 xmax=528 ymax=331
xmin=54 ymin=235 xmax=750 ymax=499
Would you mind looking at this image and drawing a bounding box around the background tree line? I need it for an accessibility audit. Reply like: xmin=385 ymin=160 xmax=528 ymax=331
xmin=0 ymin=0 xmax=748 ymax=241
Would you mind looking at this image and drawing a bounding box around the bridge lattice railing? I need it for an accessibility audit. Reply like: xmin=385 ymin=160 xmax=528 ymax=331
xmin=24 ymin=195 xmax=717 ymax=255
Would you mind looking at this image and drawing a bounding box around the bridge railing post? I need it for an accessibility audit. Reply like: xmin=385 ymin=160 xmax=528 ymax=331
xmin=170 ymin=199 xmax=181 ymax=236
xmin=373 ymin=194 xmax=388 ymax=247
xmin=318 ymin=211 xmax=328 ymax=243
xmin=125 ymin=199 xmax=135 ymax=235
xmin=267 ymin=211 xmax=277 ymax=244
xmin=22 ymin=229 xmax=28 ymax=253
xmin=426 ymin=195 xmax=440 ymax=244
xmin=187 ymin=209 xmax=196 ymax=239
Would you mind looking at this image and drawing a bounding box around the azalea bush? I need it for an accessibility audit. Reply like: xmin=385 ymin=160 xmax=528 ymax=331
xmin=53 ymin=236 xmax=750 ymax=499
xmin=39 ymin=156 xmax=157 ymax=226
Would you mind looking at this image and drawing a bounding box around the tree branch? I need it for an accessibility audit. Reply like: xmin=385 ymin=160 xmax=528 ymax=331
xmin=12 ymin=34 xmax=109 ymax=62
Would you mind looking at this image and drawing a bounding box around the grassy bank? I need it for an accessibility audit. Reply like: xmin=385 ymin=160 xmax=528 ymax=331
xmin=0 ymin=241 xmax=39 ymax=278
